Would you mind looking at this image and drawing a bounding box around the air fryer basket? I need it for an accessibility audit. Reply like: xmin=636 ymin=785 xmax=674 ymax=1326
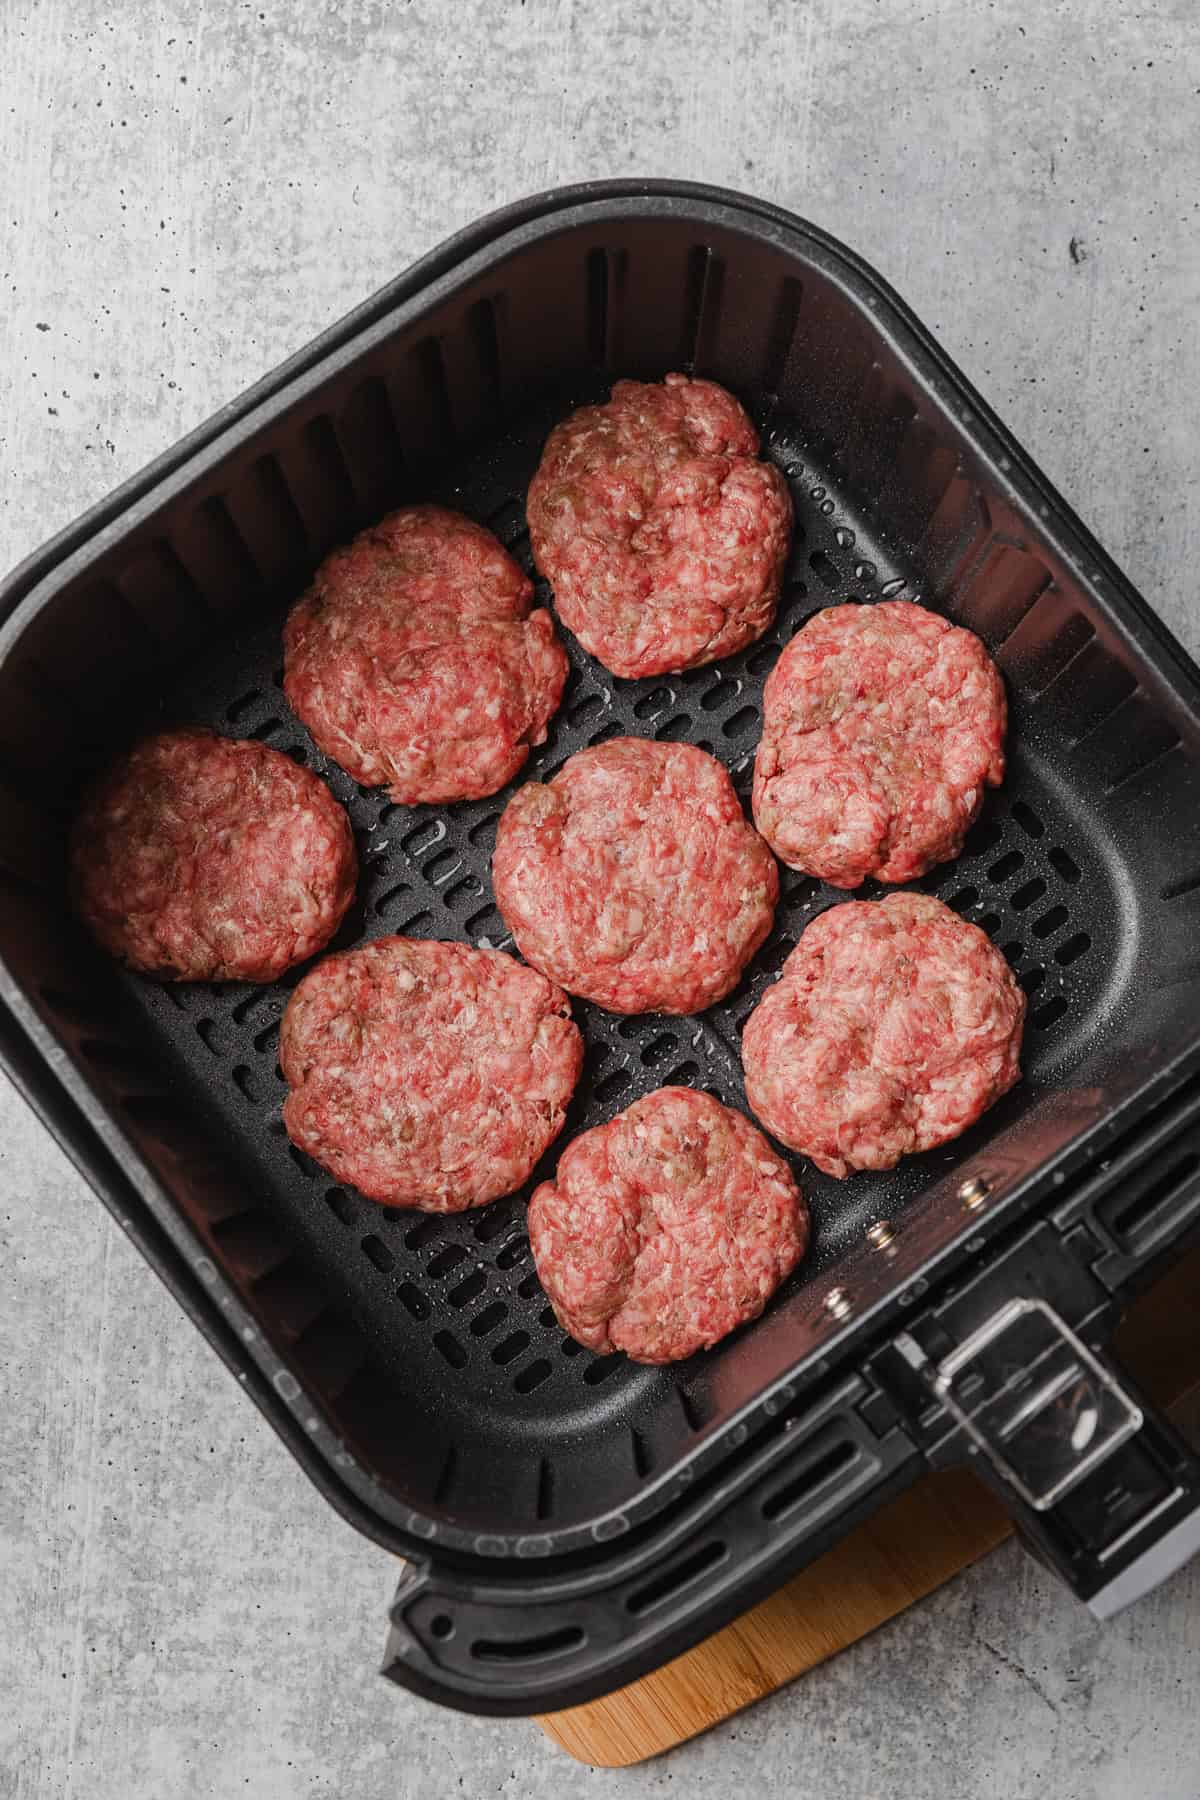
xmin=3 ymin=183 xmax=1200 ymax=1714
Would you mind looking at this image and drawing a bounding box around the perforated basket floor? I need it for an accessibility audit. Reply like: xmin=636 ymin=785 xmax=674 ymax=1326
xmin=5 ymin=186 xmax=1200 ymax=1570
xmin=110 ymin=377 xmax=1117 ymax=1539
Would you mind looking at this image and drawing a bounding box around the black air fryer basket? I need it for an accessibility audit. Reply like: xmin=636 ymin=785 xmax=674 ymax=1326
xmin=5 ymin=182 xmax=1200 ymax=1716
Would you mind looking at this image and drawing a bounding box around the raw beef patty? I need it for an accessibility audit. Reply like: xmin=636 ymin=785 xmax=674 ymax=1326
xmin=284 ymin=504 xmax=568 ymax=804
xmin=492 ymin=737 xmax=778 ymax=1015
xmin=527 ymin=374 xmax=792 ymax=679
xmin=742 ymin=892 xmax=1025 ymax=1177
xmin=281 ymin=936 xmax=582 ymax=1211
xmin=753 ymin=600 xmax=1006 ymax=887
xmin=71 ymin=728 xmax=357 ymax=982
xmin=529 ymin=1086 xmax=808 ymax=1363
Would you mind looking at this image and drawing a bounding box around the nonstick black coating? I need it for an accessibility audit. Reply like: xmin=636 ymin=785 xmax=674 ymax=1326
xmin=3 ymin=187 xmax=1200 ymax=1569
xmin=102 ymin=375 xmax=1119 ymax=1540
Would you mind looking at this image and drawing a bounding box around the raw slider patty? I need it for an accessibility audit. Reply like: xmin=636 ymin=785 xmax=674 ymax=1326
xmin=281 ymin=935 xmax=582 ymax=1211
xmin=753 ymin=600 xmax=1006 ymax=887
xmin=493 ymin=736 xmax=779 ymax=1015
xmin=527 ymin=373 xmax=792 ymax=679
xmin=529 ymin=1086 xmax=808 ymax=1364
xmin=284 ymin=503 xmax=568 ymax=804
xmin=71 ymin=727 xmax=357 ymax=982
xmin=742 ymin=892 xmax=1025 ymax=1177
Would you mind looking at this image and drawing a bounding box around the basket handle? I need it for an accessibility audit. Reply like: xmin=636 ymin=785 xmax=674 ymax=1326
xmin=894 ymin=1297 xmax=1200 ymax=1615
xmin=878 ymin=1208 xmax=1200 ymax=1617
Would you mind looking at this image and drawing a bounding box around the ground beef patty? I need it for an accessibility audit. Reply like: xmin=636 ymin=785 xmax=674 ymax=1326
xmin=284 ymin=504 xmax=568 ymax=804
xmin=281 ymin=936 xmax=582 ymax=1211
xmin=529 ymin=1087 xmax=807 ymax=1364
xmin=742 ymin=893 xmax=1025 ymax=1177
xmin=71 ymin=729 xmax=357 ymax=982
xmin=527 ymin=374 xmax=792 ymax=679
xmin=753 ymin=600 xmax=1006 ymax=887
xmin=493 ymin=737 xmax=778 ymax=1015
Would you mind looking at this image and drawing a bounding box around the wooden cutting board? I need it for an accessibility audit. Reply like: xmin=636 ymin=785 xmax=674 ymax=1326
xmin=537 ymin=1248 xmax=1200 ymax=1767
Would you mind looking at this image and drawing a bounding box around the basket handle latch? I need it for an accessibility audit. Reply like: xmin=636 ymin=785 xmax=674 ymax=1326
xmin=893 ymin=1290 xmax=1200 ymax=1616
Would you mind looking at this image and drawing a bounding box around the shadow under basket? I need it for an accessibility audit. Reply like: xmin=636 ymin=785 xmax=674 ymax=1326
xmin=4 ymin=182 xmax=1200 ymax=1715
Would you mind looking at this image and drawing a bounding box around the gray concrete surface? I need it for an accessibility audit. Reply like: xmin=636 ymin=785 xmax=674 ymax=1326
xmin=1 ymin=1 xmax=1198 ymax=1795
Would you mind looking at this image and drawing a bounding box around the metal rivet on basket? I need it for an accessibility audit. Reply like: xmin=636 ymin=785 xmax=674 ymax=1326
xmin=825 ymin=1286 xmax=853 ymax=1322
xmin=958 ymin=1175 xmax=992 ymax=1211
xmin=866 ymin=1220 xmax=896 ymax=1250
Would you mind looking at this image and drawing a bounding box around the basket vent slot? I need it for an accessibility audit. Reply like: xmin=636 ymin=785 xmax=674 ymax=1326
xmin=585 ymin=247 xmax=608 ymax=365
xmin=808 ymin=548 xmax=842 ymax=588
xmin=495 ymin=1236 xmax=529 ymax=1270
xmin=536 ymin=1457 xmax=555 ymax=1519
xmin=471 ymin=1302 xmax=508 ymax=1338
xmin=761 ymin=276 xmax=804 ymax=395
xmin=676 ymin=1385 xmax=705 ymax=1432
xmin=627 ymin=1540 xmax=727 ymax=1617
xmin=432 ymin=1330 xmax=467 ymax=1369
xmin=583 ymin=1356 xmax=622 ymax=1387
xmin=1111 ymin=1151 xmax=1200 ymax=1245
xmin=631 ymin=1429 xmax=653 ymax=1478
xmin=761 ymin=1438 xmax=858 ymax=1522
xmin=411 ymin=336 xmax=455 ymax=445
xmin=492 ymin=1330 xmax=530 ymax=1366
xmin=472 ymin=1625 xmax=585 ymax=1665
xmin=467 ymin=296 xmax=502 ymax=415
xmin=448 ymin=1270 xmax=487 ymax=1310
xmin=514 ymin=1359 xmax=553 ymax=1395
xmin=397 ymin=1282 xmax=430 ymax=1322
xmin=1105 ymin=719 xmax=1181 ymax=793
xmin=1011 ymin=878 xmax=1048 ymax=912
xmin=434 ymin=1448 xmax=457 ymax=1506
xmin=633 ymin=685 xmax=674 ymax=721
xmin=361 ymin=1235 xmax=394 ymax=1274
xmin=427 ymin=1244 xmax=467 ymax=1279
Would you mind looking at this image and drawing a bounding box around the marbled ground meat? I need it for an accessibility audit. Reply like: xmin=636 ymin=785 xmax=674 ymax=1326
xmin=753 ymin=600 xmax=1006 ymax=887
xmin=528 ymin=1086 xmax=808 ymax=1364
xmin=71 ymin=728 xmax=357 ymax=982
xmin=492 ymin=737 xmax=778 ymax=1015
xmin=526 ymin=374 xmax=792 ymax=680
xmin=280 ymin=935 xmax=582 ymax=1211
xmin=742 ymin=892 xmax=1025 ymax=1177
xmin=284 ymin=504 xmax=568 ymax=804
